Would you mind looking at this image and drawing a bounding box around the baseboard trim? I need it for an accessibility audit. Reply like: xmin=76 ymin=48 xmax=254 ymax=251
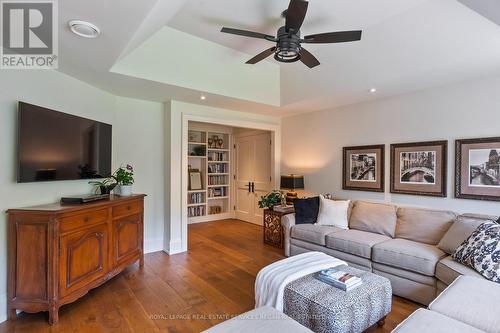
xmin=0 ymin=292 xmax=7 ymax=324
xmin=165 ymin=238 xmax=184 ymax=254
xmin=144 ymin=238 xmax=163 ymax=254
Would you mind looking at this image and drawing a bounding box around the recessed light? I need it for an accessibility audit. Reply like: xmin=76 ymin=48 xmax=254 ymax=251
xmin=369 ymin=88 xmax=377 ymax=93
xmin=69 ymin=20 xmax=101 ymax=38
xmin=200 ymin=95 xmax=206 ymax=100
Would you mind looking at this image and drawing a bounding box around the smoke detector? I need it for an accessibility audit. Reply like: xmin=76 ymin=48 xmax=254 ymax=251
xmin=69 ymin=20 xmax=101 ymax=38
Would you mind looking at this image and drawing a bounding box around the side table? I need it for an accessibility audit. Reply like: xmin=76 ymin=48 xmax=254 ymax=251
xmin=263 ymin=209 xmax=294 ymax=249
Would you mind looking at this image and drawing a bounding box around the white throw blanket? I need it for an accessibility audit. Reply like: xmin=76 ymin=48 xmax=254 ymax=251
xmin=255 ymin=252 xmax=347 ymax=311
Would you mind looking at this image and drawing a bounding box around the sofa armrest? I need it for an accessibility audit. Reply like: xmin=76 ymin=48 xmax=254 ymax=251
xmin=281 ymin=214 xmax=296 ymax=257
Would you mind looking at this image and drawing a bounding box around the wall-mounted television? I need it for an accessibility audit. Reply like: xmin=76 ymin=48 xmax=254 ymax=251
xmin=17 ymin=102 xmax=112 ymax=183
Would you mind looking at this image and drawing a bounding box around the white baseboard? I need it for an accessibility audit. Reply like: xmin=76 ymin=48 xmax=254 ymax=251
xmin=144 ymin=238 xmax=163 ymax=254
xmin=165 ymin=238 xmax=184 ymax=254
xmin=0 ymin=292 xmax=7 ymax=324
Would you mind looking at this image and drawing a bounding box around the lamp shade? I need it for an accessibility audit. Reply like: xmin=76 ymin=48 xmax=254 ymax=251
xmin=280 ymin=175 xmax=304 ymax=190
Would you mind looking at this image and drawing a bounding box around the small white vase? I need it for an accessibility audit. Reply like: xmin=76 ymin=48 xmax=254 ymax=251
xmin=119 ymin=185 xmax=133 ymax=196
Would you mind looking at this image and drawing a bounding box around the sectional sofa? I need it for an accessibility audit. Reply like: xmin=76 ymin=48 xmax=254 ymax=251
xmin=282 ymin=200 xmax=497 ymax=305
xmin=205 ymin=275 xmax=500 ymax=333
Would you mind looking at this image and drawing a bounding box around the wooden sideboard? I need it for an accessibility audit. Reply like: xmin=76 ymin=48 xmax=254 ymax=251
xmin=7 ymin=194 xmax=146 ymax=324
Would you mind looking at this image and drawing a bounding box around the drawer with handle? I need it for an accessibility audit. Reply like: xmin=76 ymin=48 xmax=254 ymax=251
xmin=60 ymin=209 xmax=108 ymax=233
xmin=112 ymin=200 xmax=142 ymax=219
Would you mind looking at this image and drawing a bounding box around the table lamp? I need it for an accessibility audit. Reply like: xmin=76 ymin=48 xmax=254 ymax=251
xmin=280 ymin=174 xmax=304 ymax=205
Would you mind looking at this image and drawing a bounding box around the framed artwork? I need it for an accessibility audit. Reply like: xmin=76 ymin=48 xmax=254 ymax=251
xmin=343 ymin=145 xmax=385 ymax=192
xmin=390 ymin=140 xmax=447 ymax=197
xmin=189 ymin=170 xmax=202 ymax=190
xmin=456 ymin=137 xmax=500 ymax=201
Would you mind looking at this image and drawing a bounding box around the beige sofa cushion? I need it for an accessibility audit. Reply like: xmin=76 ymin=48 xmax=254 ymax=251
xmin=430 ymin=276 xmax=500 ymax=333
xmin=325 ymin=229 xmax=390 ymax=259
xmin=372 ymin=238 xmax=445 ymax=276
xmin=349 ymin=201 xmax=397 ymax=237
xmin=392 ymin=309 xmax=484 ymax=333
xmin=435 ymin=256 xmax=483 ymax=286
xmin=290 ymin=224 xmax=342 ymax=246
xmin=438 ymin=216 xmax=487 ymax=254
xmin=396 ymin=207 xmax=456 ymax=245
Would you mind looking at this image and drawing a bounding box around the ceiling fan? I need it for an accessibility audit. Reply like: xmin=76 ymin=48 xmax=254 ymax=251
xmin=220 ymin=0 xmax=362 ymax=68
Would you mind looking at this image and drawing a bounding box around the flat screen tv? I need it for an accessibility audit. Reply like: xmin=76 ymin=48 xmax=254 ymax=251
xmin=17 ymin=102 xmax=112 ymax=183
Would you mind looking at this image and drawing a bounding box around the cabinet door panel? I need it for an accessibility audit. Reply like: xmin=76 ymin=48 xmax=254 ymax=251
xmin=59 ymin=224 xmax=108 ymax=297
xmin=113 ymin=214 xmax=142 ymax=266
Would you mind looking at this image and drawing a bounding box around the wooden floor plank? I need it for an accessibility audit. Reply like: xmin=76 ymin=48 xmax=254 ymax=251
xmin=0 ymin=219 xmax=421 ymax=333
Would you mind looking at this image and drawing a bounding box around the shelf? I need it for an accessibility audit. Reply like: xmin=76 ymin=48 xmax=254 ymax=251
xmin=208 ymin=148 xmax=230 ymax=152
xmin=188 ymin=127 xmax=231 ymax=222
xmin=187 ymin=203 xmax=206 ymax=207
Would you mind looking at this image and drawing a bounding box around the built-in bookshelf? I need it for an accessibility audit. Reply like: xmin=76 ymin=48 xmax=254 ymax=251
xmin=187 ymin=128 xmax=231 ymax=223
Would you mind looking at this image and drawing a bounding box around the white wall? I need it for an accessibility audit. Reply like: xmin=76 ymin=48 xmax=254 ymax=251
xmin=114 ymin=97 xmax=165 ymax=252
xmin=165 ymin=101 xmax=281 ymax=254
xmin=282 ymin=75 xmax=500 ymax=216
xmin=0 ymin=70 xmax=164 ymax=323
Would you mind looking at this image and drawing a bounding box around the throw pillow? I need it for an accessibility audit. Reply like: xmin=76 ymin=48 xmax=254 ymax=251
xmin=452 ymin=221 xmax=500 ymax=283
xmin=293 ymin=197 xmax=320 ymax=225
xmin=316 ymin=195 xmax=350 ymax=229
xmin=438 ymin=216 xmax=488 ymax=255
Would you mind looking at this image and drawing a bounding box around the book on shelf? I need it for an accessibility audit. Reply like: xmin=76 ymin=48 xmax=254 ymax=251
xmin=316 ymin=268 xmax=362 ymax=292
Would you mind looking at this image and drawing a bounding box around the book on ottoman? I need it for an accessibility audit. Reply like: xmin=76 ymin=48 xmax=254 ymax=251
xmin=316 ymin=267 xmax=362 ymax=292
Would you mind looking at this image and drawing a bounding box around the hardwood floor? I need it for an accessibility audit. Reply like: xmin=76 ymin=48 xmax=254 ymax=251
xmin=0 ymin=219 xmax=421 ymax=332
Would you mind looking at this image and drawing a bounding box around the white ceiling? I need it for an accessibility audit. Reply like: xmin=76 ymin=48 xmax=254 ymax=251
xmin=57 ymin=0 xmax=500 ymax=116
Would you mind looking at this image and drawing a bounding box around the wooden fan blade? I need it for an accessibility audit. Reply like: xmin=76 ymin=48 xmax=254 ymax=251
xmin=221 ymin=27 xmax=275 ymax=41
xmin=303 ymin=30 xmax=362 ymax=44
xmin=285 ymin=0 xmax=309 ymax=32
xmin=299 ymin=48 xmax=320 ymax=68
xmin=246 ymin=47 xmax=276 ymax=64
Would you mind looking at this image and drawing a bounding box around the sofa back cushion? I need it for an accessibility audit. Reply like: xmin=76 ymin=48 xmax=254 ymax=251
xmin=349 ymin=201 xmax=397 ymax=237
xmin=438 ymin=215 xmax=495 ymax=254
xmin=396 ymin=207 xmax=456 ymax=245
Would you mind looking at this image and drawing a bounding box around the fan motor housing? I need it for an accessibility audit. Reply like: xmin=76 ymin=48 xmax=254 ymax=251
xmin=274 ymin=26 xmax=301 ymax=63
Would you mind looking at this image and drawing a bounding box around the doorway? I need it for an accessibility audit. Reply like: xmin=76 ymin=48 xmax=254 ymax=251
xmin=179 ymin=114 xmax=281 ymax=254
xmin=185 ymin=122 xmax=274 ymax=227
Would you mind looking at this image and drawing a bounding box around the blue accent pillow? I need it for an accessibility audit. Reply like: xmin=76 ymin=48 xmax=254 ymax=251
xmin=452 ymin=221 xmax=500 ymax=283
xmin=293 ymin=197 xmax=320 ymax=225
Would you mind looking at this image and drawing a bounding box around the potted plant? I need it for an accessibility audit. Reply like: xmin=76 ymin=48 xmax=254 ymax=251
xmin=88 ymin=177 xmax=117 ymax=195
xmin=113 ymin=164 xmax=135 ymax=196
xmin=258 ymin=190 xmax=285 ymax=210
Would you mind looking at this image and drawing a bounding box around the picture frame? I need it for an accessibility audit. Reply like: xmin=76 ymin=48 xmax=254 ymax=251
xmin=390 ymin=140 xmax=447 ymax=197
xmin=189 ymin=170 xmax=202 ymax=190
xmin=343 ymin=144 xmax=385 ymax=192
xmin=455 ymin=137 xmax=500 ymax=201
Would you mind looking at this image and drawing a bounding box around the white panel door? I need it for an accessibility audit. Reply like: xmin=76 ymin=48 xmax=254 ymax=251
xmin=251 ymin=133 xmax=272 ymax=225
xmin=235 ymin=136 xmax=253 ymax=222
xmin=234 ymin=133 xmax=272 ymax=225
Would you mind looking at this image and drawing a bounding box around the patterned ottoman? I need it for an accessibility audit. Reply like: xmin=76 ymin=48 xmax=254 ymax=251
xmin=283 ymin=266 xmax=392 ymax=333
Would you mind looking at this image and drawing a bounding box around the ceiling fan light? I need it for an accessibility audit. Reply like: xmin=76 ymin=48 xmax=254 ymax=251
xmin=274 ymin=46 xmax=301 ymax=63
